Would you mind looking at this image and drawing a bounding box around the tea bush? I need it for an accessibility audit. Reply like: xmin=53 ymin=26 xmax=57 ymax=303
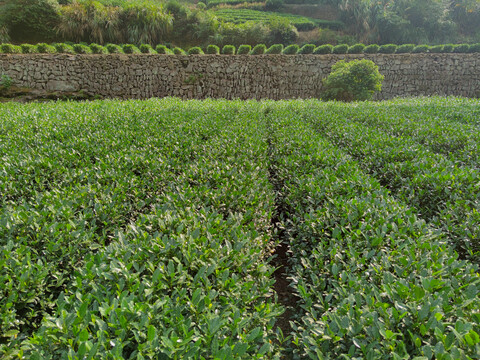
xmin=265 ymin=44 xmax=283 ymax=54
xmin=222 ymin=44 xmax=236 ymax=55
xmin=282 ymin=44 xmax=299 ymax=54
xmin=250 ymin=43 xmax=266 ymax=55
xmin=313 ymin=44 xmax=333 ymax=54
xmin=237 ymin=44 xmax=251 ymax=54
xmin=298 ymin=44 xmax=315 ymax=54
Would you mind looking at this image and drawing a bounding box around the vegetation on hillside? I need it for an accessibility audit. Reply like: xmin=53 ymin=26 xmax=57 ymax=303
xmin=0 ymin=0 xmax=479 ymax=47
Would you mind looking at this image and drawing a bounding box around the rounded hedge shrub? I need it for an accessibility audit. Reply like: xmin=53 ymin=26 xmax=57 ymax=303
xmin=429 ymin=45 xmax=443 ymax=53
xmin=322 ymin=59 xmax=384 ymax=102
xmin=298 ymin=44 xmax=315 ymax=54
xmin=53 ymin=43 xmax=74 ymax=54
xmin=188 ymin=46 xmax=204 ymax=55
xmin=37 ymin=43 xmax=56 ymax=53
xmin=412 ymin=44 xmax=429 ymax=53
xmin=282 ymin=44 xmax=299 ymax=54
xmin=442 ymin=44 xmax=454 ymax=53
xmin=0 ymin=44 xmax=22 ymax=53
xmin=206 ymin=45 xmax=220 ymax=54
xmin=332 ymin=44 xmax=348 ymax=54
xmin=90 ymin=43 xmax=107 ymax=54
xmin=378 ymin=44 xmax=397 ymax=54
xmin=266 ymin=44 xmax=284 ymax=54
xmin=467 ymin=43 xmax=480 ymax=53
xmin=237 ymin=45 xmax=251 ymax=55
xmin=139 ymin=44 xmax=155 ymax=54
xmin=21 ymin=44 xmax=38 ymax=54
xmin=265 ymin=0 xmax=283 ymax=11
xmin=453 ymin=44 xmax=470 ymax=53
xmin=363 ymin=44 xmax=379 ymax=54
xmin=106 ymin=43 xmax=124 ymax=54
xmin=250 ymin=44 xmax=266 ymax=55
xmin=155 ymin=45 xmax=172 ymax=54
xmin=222 ymin=45 xmax=235 ymax=55
xmin=395 ymin=44 xmax=415 ymax=53
xmin=313 ymin=44 xmax=333 ymax=54
xmin=347 ymin=43 xmax=365 ymax=54
xmin=123 ymin=44 xmax=140 ymax=54
xmin=173 ymin=47 xmax=186 ymax=55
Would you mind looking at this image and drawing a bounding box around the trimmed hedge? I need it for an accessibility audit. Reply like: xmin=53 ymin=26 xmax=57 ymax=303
xmin=1 ymin=42 xmax=479 ymax=56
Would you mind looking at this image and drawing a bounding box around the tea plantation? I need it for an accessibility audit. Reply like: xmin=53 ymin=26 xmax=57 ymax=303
xmin=1 ymin=97 xmax=479 ymax=359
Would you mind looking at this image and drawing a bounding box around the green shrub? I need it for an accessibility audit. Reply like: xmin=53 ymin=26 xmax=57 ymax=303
xmin=265 ymin=0 xmax=283 ymax=11
xmin=453 ymin=44 xmax=470 ymax=53
xmin=265 ymin=44 xmax=283 ymax=54
xmin=188 ymin=46 xmax=204 ymax=55
xmin=72 ymin=43 xmax=91 ymax=54
xmin=105 ymin=43 xmax=123 ymax=54
xmin=412 ymin=44 xmax=429 ymax=53
xmin=313 ymin=44 xmax=333 ymax=54
xmin=197 ymin=1 xmax=206 ymax=10
xmin=173 ymin=47 xmax=186 ymax=55
xmin=237 ymin=44 xmax=251 ymax=54
xmin=36 ymin=43 xmax=56 ymax=53
xmin=332 ymin=44 xmax=348 ymax=54
xmin=467 ymin=43 xmax=480 ymax=53
xmin=139 ymin=44 xmax=155 ymax=54
xmin=0 ymin=43 xmax=21 ymax=53
xmin=395 ymin=44 xmax=415 ymax=53
xmin=378 ymin=44 xmax=397 ymax=54
xmin=429 ymin=44 xmax=443 ymax=53
xmin=0 ymin=73 xmax=13 ymax=89
xmin=322 ymin=59 xmax=384 ymax=101
xmin=21 ymin=44 xmax=38 ymax=54
xmin=347 ymin=43 xmax=365 ymax=54
xmin=53 ymin=43 xmax=74 ymax=54
xmin=298 ymin=44 xmax=315 ymax=54
xmin=221 ymin=45 xmax=235 ymax=55
xmin=122 ymin=44 xmax=140 ymax=54
xmin=442 ymin=44 xmax=454 ymax=53
xmin=282 ymin=44 xmax=299 ymax=54
xmin=155 ymin=45 xmax=172 ymax=54
xmin=206 ymin=44 xmax=220 ymax=54
xmin=90 ymin=43 xmax=107 ymax=54
xmin=363 ymin=44 xmax=379 ymax=54
xmin=250 ymin=43 xmax=266 ymax=55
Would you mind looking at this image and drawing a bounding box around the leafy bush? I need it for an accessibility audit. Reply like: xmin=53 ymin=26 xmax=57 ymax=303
xmin=53 ymin=43 xmax=74 ymax=54
xmin=378 ymin=44 xmax=397 ymax=54
xmin=347 ymin=43 xmax=365 ymax=54
xmin=265 ymin=0 xmax=284 ymax=11
xmin=468 ymin=43 xmax=480 ymax=53
xmin=36 ymin=43 xmax=56 ymax=53
xmin=412 ymin=44 xmax=430 ymax=53
xmin=363 ymin=44 xmax=379 ymax=54
xmin=0 ymin=43 xmax=21 ymax=53
xmin=442 ymin=43 xmax=454 ymax=53
xmin=395 ymin=44 xmax=415 ymax=53
xmin=313 ymin=44 xmax=333 ymax=54
xmin=206 ymin=44 xmax=220 ymax=54
xmin=72 ymin=43 xmax=92 ymax=54
xmin=155 ymin=45 xmax=172 ymax=54
xmin=265 ymin=44 xmax=283 ymax=54
xmin=322 ymin=59 xmax=384 ymax=101
xmin=173 ymin=47 xmax=186 ymax=54
xmin=0 ymin=73 xmax=13 ymax=89
xmin=429 ymin=44 xmax=444 ymax=53
xmin=122 ymin=44 xmax=140 ymax=54
xmin=105 ymin=43 xmax=123 ymax=53
xmin=90 ymin=43 xmax=108 ymax=54
xmin=139 ymin=44 xmax=155 ymax=54
xmin=332 ymin=44 xmax=348 ymax=54
xmin=282 ymin=44 xmax=299 ymax=54
xmin=221 ymin=45 xmax=235 ymax=55
xmin=21 ymin=44 xmax=38 ymax=54
xmin=197 ymin=1 xmax=206 ymax=10
xmin=453 ymin=44 xmax=470 ymax=53
xmin=237 ymin=44 xmax=251 ymax=54
xmin=267 ymin=17 xmax=298 ymax=44
xmin=298 ymin=44 xmax=315 ymax=54
xmin=188 ymin=46 xmax=204 ymax=55
xmin=250 ymin=43 xmax=266 ymax=55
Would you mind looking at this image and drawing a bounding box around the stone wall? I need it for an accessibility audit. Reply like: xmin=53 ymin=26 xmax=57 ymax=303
xmin=1 ymin=53 xmax=479 ymax=100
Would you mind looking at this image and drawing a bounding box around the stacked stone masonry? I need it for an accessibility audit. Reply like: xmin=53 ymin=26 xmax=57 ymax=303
xmin=1 ymin=53 xmax=479 ymax=100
